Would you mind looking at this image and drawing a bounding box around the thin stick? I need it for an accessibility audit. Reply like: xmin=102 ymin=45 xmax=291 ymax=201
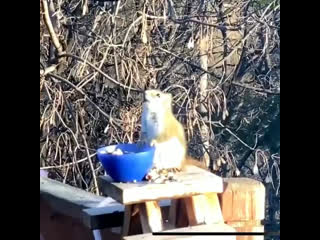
xmin=209 ymin=121 xmax=258 ymax=151
xmin=40 ymin=153 xmax=97 ymax=170
xmin=157 ymin=47 xmax=217 ymax=77
xmin=41 ymin=0 xmax=64 ymax=56
xmin=82 ymin=0 xmax=89 ymax=16
xmin=40 ymin=65 xmax=57 ymax=76
xmin=81 ymin=134 xmax=99 ymax=195
xmin=79 ymin=104 xmax=99 ymax=195
xmin=231 ymin=82 xmax=279 ymax=95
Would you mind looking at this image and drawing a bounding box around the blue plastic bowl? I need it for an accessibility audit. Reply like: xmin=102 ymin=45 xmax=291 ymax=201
xmin=97 ymin=143 xmax=155 ymax=182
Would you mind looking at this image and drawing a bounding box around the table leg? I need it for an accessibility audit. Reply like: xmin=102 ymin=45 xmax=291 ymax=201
xmin=92 ymin=230 xmax=102 ymax=240
xmin=122 ymin=205 xmax=133 ymax=236
xmin=168 ymin=199 xmax=189 ymax=228
xmin=137 ymin=201 xmax=163 ymax=233
xmin=168 ymin=199 xmax=178 ymax=228
xmin=175 ymin=193 xmax=224 ymax=226
xmin=204 ymin=192 xmax=224 ymax=224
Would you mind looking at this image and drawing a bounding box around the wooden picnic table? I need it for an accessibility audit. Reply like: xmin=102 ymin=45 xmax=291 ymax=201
xmin=98 ymin=165 xmax=228 ymax=237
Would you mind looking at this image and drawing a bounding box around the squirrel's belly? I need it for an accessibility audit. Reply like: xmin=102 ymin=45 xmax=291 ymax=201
xmin=145 ymin=123 xmax=161 ymax=141
xmin=152 ymin=137 xmax=185 ymax=169
xmin=143 ymin=112 xmax=163 ymax=141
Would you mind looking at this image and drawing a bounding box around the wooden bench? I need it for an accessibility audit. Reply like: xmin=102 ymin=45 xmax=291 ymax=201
xmin=40 ymin=176 xmax=124 ymax=240
xmin=40 ymin=176 xmax=172 ymax=240
xmin=40 ymin=176 xmax=124 ymax=229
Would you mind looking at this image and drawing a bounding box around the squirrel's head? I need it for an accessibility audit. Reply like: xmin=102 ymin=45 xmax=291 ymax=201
xmin=143 ymin=89 xmax=173 ymax=112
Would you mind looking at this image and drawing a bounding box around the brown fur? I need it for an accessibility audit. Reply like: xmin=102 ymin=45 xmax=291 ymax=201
xmin=142 ymin=90 xmax=209 ymax=171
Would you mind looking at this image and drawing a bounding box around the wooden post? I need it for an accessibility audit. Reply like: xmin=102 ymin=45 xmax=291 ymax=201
xmin=219 ymin=178 xmax=265 ymax=240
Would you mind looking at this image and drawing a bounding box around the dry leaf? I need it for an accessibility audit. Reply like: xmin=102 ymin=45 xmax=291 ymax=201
xmin=253 ymin=163 xmax=259 ymax=175
xmin=187 ymin=37 xmax=194 ymax=49
xmin=213 ymin=162 xmax=218 ymax=171
xmin=141 ymin=29 xmax=148 ymax=44
xmin=217 ymin=158 xmax=221 ymax=167
xmin=141 ymin=9 xmax=148 ymax=44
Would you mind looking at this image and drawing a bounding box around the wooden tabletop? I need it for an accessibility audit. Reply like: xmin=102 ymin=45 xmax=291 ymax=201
xmin=98 ymin=166 xmax=223 ymax=205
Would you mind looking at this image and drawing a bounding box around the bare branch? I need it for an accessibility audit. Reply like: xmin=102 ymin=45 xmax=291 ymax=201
xmin=231 ymin=82 xmax=280 ymax=95
xmin=60 ymin=53 xmax=141 ymax=92
xmin=41 ymin=0 xmax=64 ymax=56
xmin=47 ymin=73 xmax=121 ymax=127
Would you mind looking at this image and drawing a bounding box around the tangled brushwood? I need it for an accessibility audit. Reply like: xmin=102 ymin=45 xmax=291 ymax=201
xmin=40 ymin=0 xmax=279 ymax=230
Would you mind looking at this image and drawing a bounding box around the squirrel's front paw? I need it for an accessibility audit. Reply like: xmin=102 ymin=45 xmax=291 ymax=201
xmin=150 ymin=139 xmax=157 ymax=147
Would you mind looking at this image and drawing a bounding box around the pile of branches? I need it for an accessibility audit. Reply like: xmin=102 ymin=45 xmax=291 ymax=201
xmin=40 ymin=0 xmax=279 ymax=228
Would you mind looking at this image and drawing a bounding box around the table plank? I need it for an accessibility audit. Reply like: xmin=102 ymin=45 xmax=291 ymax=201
xmin=98 ymin=166 xmax=223 ymax=205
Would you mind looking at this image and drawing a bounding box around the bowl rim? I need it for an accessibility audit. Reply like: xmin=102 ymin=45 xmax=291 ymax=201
xmin=97 ymin=143 xmax=155 ymax=156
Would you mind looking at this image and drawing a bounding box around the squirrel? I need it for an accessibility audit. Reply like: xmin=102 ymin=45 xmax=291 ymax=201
xmin=140 ymin=89 xmax=207 ymax=171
